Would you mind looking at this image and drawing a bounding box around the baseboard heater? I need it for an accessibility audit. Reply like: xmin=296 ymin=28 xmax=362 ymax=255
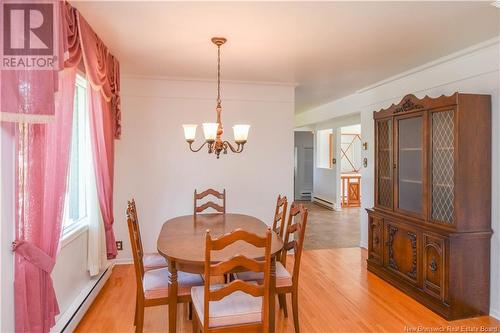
xmin=52 ymin=265 xmax=113 ymax=333
xmin=299 ymin=191 xmax=312 ymax=200
xmin=312 ymin=196 xmax=335 ymax=210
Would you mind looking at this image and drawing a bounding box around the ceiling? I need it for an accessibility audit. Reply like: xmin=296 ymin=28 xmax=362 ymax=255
xmin=71 ymin=1 xmax=499 ymax=113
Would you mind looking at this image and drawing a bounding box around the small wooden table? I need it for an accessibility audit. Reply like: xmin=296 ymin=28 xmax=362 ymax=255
xmin=157 ymin=213 xmax=284 ymax=333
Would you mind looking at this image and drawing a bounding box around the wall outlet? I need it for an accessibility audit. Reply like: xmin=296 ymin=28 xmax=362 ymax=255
xmin=116 ymin=241 xmax=123 ymax=251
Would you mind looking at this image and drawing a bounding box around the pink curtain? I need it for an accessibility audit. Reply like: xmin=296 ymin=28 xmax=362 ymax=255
xmin=2 ymin=2 xmax=121 ymax=330
xmin=13 ymin=66 xmax=77 ymax=333
xmin=88 ymin=87 xmax=118 ymax=259
xmin=78 ymin=13 xmax=119 ymax=259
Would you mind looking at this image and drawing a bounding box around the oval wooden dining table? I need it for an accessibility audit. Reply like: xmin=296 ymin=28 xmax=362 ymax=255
xmin=157 ymin=213 xmax=284 ymax=333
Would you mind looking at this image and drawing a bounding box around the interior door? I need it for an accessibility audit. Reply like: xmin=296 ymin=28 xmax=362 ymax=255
xmin=395 ymin=113 xmax=426 ymax=218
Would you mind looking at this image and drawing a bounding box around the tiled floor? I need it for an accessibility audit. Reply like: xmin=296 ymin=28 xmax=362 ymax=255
xmin=301 ymin=201 xmax=360 ymax=250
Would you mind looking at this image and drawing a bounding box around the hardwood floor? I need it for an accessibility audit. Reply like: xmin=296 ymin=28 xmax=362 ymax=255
xmin=76 ymin=248 xmax=499 ymax=333
xmin=302 ymin=202 xmax=360 ymax=250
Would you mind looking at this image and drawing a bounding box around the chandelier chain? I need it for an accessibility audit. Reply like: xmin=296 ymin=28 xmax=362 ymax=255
xmin=217 ymin=45 xmax=221 ymax=107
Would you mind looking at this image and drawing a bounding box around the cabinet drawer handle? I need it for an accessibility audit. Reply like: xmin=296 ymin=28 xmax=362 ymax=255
xmin=429 ymin=258 xmax=438 ymax=272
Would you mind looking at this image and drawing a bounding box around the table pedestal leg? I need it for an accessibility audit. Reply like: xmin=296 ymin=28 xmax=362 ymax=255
xmin=168 ymin=260 xmax=178 ymax=333
xmin=269 ymin=256 xmax=276 ymax=333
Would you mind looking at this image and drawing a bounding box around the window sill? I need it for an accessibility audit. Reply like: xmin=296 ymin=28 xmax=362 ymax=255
xmin=60 ymin=223 xmax=88 ymax=248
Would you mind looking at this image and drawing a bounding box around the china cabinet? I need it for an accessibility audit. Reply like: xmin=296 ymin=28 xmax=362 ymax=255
xmin=367 ymin=93 xmax=492 ymax=320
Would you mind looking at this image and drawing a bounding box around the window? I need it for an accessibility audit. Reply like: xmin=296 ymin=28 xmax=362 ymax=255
xmin=62 ymin=74 xmax=92 ymax=235
xmin=316 ymin=129 xmax=333 ymax=169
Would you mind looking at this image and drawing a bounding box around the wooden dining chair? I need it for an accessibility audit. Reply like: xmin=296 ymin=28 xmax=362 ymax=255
xmin=226 ymin=195 xmax=286 ymax=285
xmin=272 ymin=195 xmax=288 ymax=239
xmin=194 ymin=189 xmax=226 ymax=215
xmin=235 ymin=203 xmax=308 ymax=333
xmin=191 ymin=228 xmax=272 ymax=333
xmin=127 ymin=202 xmax=204 ymax=333
xmin=128 ymin=199 xmax=168 ymax=271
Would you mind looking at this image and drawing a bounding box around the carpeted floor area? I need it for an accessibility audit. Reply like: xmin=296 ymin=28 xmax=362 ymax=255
xmin=301 ymin=201 xmax=360 ymax=250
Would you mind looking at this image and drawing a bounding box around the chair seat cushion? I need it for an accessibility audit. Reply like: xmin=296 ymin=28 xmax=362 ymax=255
xmin=235 ymin=262 xmax=292 ymax=288
xmin=143 ymin=253 xmax=168 ymax=271
xmin=143 ymin=267 xmax=203 ymax=299
xmin=191 ymin=284 xmax=262 ymax=328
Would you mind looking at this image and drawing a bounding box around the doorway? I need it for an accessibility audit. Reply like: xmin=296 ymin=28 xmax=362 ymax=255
xmin=339 ymin=124 xmax=362 ymax=208
xmin=294 ymin=131 xmax=314 ymax=201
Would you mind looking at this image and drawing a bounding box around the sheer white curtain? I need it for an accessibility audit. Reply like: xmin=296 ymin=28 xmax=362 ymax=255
xmin=86 ymin=97 xmax=108 ymax=276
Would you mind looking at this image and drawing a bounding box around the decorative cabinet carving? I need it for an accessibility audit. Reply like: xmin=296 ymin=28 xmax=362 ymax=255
xmin=368 ymin=216 xmax=383 ymax=264
xmin=383 ymin=222 xmax=419 ymax=285
xmin=367 ymin=93 xmax=492 ymax=320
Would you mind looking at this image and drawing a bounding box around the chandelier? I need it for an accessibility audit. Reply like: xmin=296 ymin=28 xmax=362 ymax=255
xmin=182 ymin=37 xmax=250 ymax=159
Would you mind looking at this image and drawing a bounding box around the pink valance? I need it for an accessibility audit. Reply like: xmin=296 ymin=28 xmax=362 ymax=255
xmin=75 ymin=11 xmax=121 ymax=139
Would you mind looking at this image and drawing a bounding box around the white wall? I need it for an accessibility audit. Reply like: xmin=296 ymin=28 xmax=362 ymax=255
xmin=295 ymin=37 xmax=500 ymax=318
xmin=114 ymin=77 xmax=295 ymax=260
xmin=312 ymin=113 xmax=360 ymax=207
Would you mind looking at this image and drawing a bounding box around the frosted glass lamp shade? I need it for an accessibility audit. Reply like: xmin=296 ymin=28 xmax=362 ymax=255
xmin=233 ymin=124 xmax=250 ymax=143
xmin=182 ymin=124 xmax=197 ymax=141
xmin=202 ymin=123 xmax=218 ymax=141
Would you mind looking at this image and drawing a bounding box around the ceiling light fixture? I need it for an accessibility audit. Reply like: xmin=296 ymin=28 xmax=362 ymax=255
xmin=182 ymin=37 xmax=250 ymax=159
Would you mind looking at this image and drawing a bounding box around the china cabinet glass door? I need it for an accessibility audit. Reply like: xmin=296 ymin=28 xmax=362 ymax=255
xmin=376 ymin=119 xmax=393 ymax=209
xmin=430 ymin=110 xmax=455 ymax=224
xmin=396 ymin=115 xmax=424 ymax=215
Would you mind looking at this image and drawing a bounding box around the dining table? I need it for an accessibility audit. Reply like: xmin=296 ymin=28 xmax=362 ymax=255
xmin=157 ymin=213 xmax=284 ymax=333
